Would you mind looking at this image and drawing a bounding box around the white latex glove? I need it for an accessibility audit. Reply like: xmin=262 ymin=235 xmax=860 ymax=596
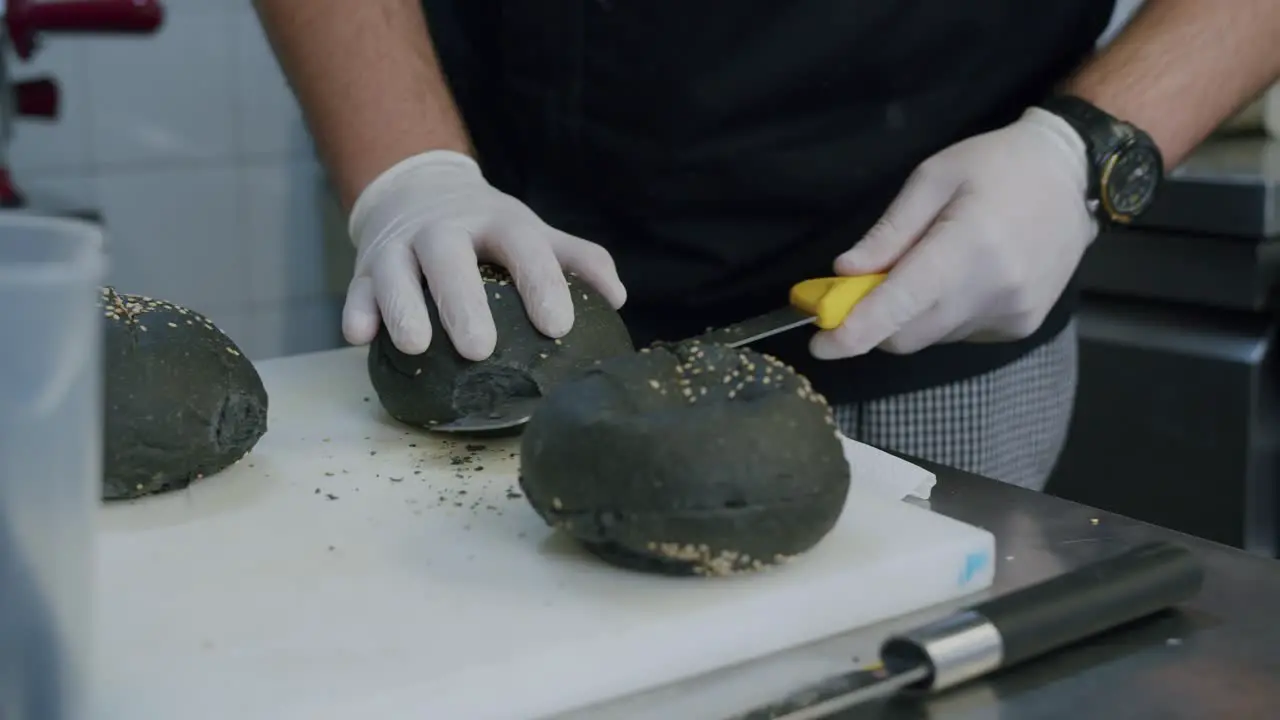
xmin=810 ymin=107 xmax=1098 ymax=359
xmin=343 ymin=150 xmax=627 ymax=360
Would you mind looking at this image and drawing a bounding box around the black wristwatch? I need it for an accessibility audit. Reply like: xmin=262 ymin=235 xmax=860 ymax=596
xmin=1038 ymin=94 xmax=1164 ymax=227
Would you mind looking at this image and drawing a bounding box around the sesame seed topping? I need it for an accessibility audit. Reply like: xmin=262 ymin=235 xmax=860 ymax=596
xmin=635 ymin=338 xmax=827 ymax=411
xmin=646 ymin=540 xmax=793 ymax=576
xmin=478 ymin=263 xmax=514 ymax=285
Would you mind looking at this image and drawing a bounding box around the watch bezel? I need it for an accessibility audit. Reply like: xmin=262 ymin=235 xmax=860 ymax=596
xmin=1038 ymin=94 xmax=1166 ymax=227
xmin=1098 ymin=135 xmax=1163 ymax=224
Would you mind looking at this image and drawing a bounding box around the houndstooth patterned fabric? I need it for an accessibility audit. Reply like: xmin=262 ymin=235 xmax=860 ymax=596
xmin=833 ymin=322 xmax=1078 ymax=491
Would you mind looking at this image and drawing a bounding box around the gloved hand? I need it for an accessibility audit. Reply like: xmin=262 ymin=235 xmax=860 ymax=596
xmin=810 ymin=107 xmax=1098 ymax=359
xmin=342 ymin=150 xmax=627 ymax=360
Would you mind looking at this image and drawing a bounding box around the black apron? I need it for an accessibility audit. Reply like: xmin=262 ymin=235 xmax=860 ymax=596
xmin=425 ymin=0 xmax=1115 ymax=403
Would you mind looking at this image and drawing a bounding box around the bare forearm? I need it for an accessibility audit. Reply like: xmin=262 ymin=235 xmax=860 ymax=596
xmin=1065 ymin=0 xmax=1280 ymax=167
xmin=253 ymin=0 xmax=470 ymax=210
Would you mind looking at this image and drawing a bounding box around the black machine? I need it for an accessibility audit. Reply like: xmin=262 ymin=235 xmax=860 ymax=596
xmin=1047 ymin=136 xmax=1280 ymax=557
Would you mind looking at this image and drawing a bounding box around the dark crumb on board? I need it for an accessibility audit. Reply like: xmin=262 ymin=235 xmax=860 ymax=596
xmin=306 ymin=436 xmax=533 ymax=519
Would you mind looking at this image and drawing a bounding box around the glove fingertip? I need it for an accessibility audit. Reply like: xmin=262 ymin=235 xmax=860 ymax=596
xmin=834 ymin=250 xmax=871 ymax=275
xmin=390 ymin=322 xmax=432 ymax=355
xmin=444 ymin=310 xmax=497 ymax=361
xmin=342 ymin=324 xmax=374 ymax=347
xmin=808 ymin=332 xmax=844 ymax=360
xmin=537 ymin=307 xmax=575 ymax=339
xmin=403 ymin=335 xmax=433 ymax=356
xmin=583 ymin=261 xmax=628 ymax=309
xmin=522 ymin=276 xmax=577 ymax=338
xmin=454 ymin=328 xmax=497 ymax=362
xmin=341 ymin=307 xmax=378 ymax=347
xmin=812 ymin=311 xmax=885 ymax=359
xmin=837 ymin=229 xmax=907 ymax=274
xmin=601 ymin=279 xmax=628 ymax=309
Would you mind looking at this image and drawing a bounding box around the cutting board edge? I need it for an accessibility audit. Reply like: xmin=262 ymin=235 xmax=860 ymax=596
xmin=266 ymin=526 xmax=997 ymax=720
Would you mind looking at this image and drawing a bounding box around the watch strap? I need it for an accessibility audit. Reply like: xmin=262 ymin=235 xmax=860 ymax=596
xmin=1038 ymin=93 xmax=1165 ymax=226
xmin=1037 ymin=94 xmax=1116 ymax=204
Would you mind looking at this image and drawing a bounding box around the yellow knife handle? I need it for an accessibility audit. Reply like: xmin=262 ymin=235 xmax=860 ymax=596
xmin=789 ymin=274 xmax=887 ymax=330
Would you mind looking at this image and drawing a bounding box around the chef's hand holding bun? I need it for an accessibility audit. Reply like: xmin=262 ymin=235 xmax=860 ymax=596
xmin=341 ymin=150 xmax=628 ymax=361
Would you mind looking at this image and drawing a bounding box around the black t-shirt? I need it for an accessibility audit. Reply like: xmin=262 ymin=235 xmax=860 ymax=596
xmin=426 ymin=0 xmax=1116 ymax=403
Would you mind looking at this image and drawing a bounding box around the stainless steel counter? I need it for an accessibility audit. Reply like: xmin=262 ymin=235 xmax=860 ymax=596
xmin=565 ymin=461 xmax=1280 ymax=720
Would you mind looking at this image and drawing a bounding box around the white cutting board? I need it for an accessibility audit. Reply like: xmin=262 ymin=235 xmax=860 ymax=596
xmin=90 ymin=347 xmax=995 ymax=720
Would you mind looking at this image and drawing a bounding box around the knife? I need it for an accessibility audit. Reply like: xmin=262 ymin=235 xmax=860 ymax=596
xmin=695 ymin=274 xmax=887 ymax=348
xmin=727 ymin=541 xmax=1204 ymax=720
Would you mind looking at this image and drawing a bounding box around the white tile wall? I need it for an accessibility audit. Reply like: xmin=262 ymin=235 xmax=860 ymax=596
xmin=7 ymin=41 xmax=91 ymax=174
xmin=86 ymin=9 xmax=237 ymax=166
xmin=6 ymin=2 xmax=341 ymax=361
xmin=92 ymin=164 xmax=243 ymax=310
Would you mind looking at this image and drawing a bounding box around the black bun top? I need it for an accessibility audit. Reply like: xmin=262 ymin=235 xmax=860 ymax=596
xmin=101 ymin=287 xmax=267 ymax=500
xmin=367 ymin=263 xmax=633 ymax=429
xmin=519 ymin=338 xmax=850 ymax=576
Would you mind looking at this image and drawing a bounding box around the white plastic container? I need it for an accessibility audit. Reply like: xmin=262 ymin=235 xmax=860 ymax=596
xmin=0 ymin=215 xmax=106 ymax=720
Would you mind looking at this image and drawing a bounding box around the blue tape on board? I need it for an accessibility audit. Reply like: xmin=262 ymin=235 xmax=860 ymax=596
xmin=959 ymin=550 xmax=990 ymax=587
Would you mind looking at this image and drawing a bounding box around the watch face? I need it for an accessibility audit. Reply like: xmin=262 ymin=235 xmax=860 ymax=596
xmin=1104 ymin=144 xmax=1162 ymax=219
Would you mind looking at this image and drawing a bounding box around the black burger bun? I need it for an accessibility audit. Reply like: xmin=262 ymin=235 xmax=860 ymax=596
xmin=101 ymin=288 xmax=268 ymax=500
